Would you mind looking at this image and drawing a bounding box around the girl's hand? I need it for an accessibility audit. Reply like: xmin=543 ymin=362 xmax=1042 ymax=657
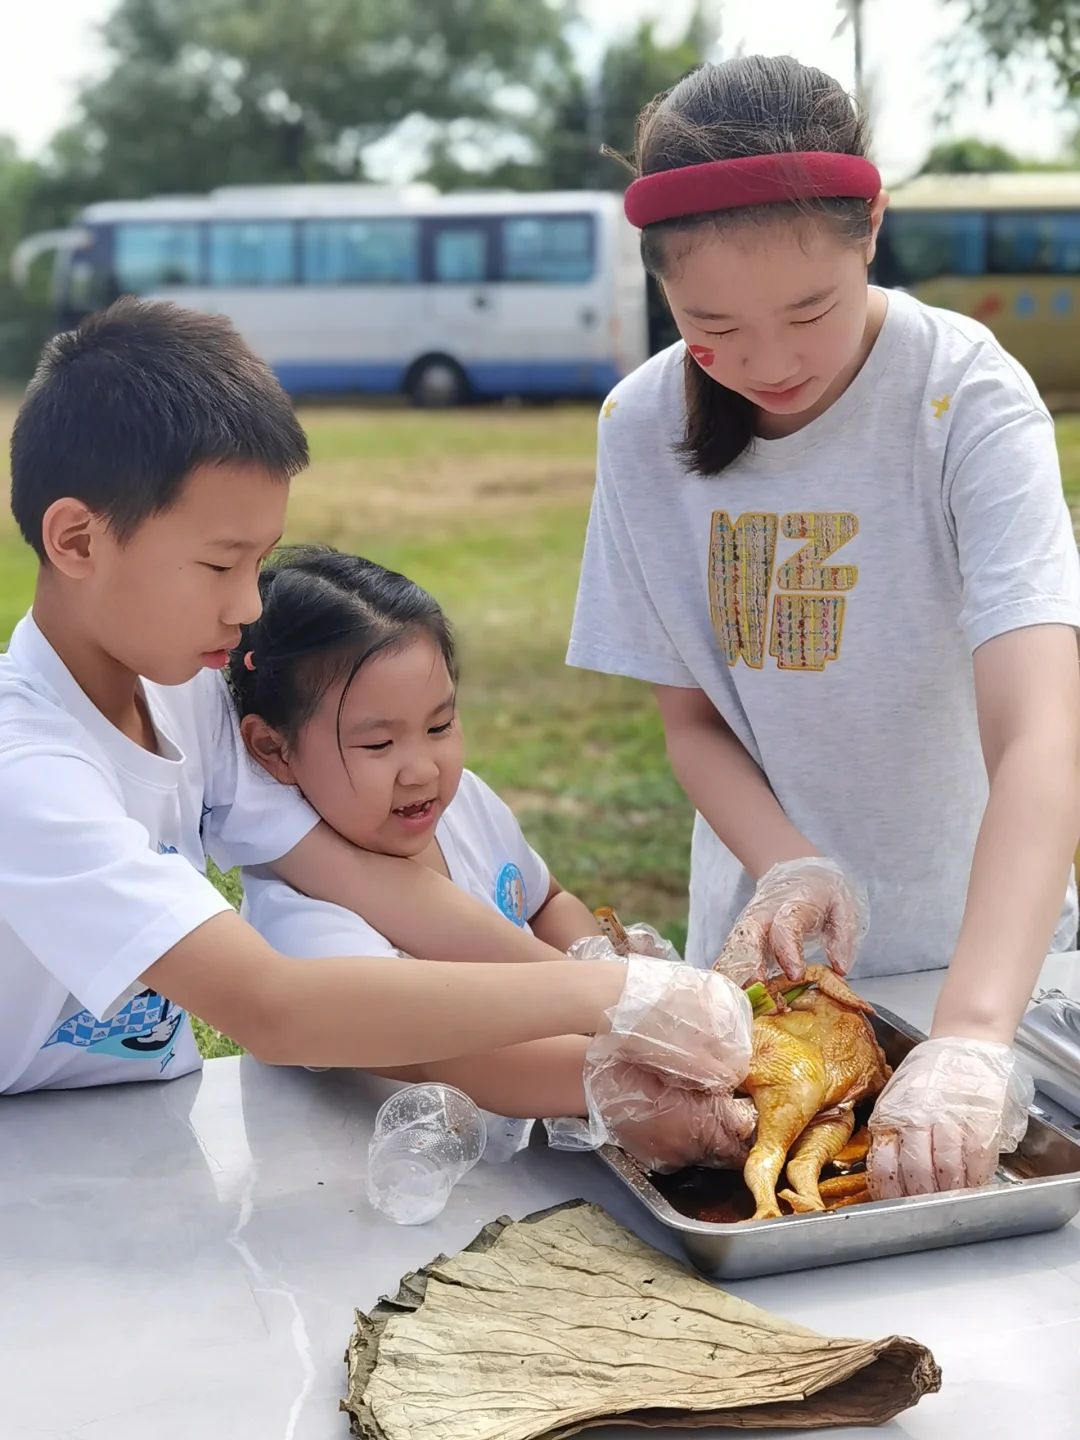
xmin=582 ymin=956 xmax=755 ymax=1170
xmin=567 ymin=924 xmax=682 ymax=965
xmin=866 ymin=1037 xmax=1033 ymax=1197
xmin=588 ymin=1062 xmax=757 ymax=1172
xmin=714 ymin=858 xmax=869 ymax=986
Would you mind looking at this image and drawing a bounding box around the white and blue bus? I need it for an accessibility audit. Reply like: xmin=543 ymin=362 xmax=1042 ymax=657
xmin=14 ymin=184 xmax=653 ymax=405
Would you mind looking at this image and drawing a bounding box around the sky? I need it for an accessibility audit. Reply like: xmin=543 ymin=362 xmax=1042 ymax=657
xmin=0 ymin=0 xmax=1073 ymax=184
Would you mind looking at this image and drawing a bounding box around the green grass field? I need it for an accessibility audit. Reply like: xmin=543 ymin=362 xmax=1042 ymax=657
xmin=4 ymin=402 xmax=1080 ymax=1061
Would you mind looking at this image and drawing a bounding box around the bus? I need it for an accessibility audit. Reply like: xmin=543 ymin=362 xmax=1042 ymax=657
xmin=12 ymin=185 xmax=650 ymax=406
xmin=875 ymin=171 xmax=1080 ymax=391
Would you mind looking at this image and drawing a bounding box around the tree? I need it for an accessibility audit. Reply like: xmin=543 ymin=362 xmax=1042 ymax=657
xmin=946 ymin=1 xmax=1080 ymax=98
xmin=424 ymin=6 xmax=717 ymax=191
xmin=46 ymin=0 xmax=576 ymax=199
xmin=918 ymin=137 xmax=1024 ymax=173
xmin=0 ymin=139 xmax=61 ymax=377
xmin=592 ymin=8 xmax=717 ymax=180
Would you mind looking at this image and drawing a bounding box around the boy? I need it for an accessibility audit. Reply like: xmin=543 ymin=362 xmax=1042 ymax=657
xmin=0 ymin=299 xmax=753 ymax=1170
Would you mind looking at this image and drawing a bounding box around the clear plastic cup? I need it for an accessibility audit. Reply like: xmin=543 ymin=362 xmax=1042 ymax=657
xmin=366 ymin=1084 xmax=487 ymax=1225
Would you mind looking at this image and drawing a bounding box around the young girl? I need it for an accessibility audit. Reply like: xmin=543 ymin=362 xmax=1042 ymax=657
xmin=566 ymin=55 xmax=1080 ymax=1198
xmin=225 ymin=546 xmax=744 ymax=1168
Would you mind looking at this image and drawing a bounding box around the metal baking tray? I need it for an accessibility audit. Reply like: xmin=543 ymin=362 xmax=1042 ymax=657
xmin=1015 ymin=990 xmax=1080 ymax=1118
xmin=598 ymin=1005 xmax=1080 ymax=1280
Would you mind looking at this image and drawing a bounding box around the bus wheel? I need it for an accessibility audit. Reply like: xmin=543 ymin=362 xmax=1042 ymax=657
xmin=406 ymin=356 xmax=469 ymax=408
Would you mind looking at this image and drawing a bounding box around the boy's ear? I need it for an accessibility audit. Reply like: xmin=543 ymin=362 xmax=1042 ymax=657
xmin=240 ymin=714 xmax=296 ymax=785
xmin=40 ymin=498 xmax=107 ymax=577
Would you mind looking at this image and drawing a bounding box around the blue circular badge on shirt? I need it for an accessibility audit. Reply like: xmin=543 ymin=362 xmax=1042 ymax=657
xmin=495 ymin=863 xmax=528 ymax=927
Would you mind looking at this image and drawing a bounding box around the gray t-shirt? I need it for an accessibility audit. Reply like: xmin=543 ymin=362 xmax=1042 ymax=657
xmin=568 ymin=289 xmax=1080 ymax=977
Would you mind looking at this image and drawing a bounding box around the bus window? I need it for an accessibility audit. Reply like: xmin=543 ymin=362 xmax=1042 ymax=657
xmin=209 ymin=222 xmax=295 ymax=285
xmin=302 ymin=218 xmax=420 ymax=284
xmin=499 ymin=216 xmax=595 ymax=283
xmin=989 ymin=212 xmax=1080 ymax=274
xmin=114 ymin=223 xmax=202 ymax=291
xmin=875 ymin=211 xmax=986 ymax=287
xmin=431 ymin=226 xmax=489 ymax=283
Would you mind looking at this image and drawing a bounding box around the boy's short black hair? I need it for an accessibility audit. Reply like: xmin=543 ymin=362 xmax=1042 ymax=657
xmin=10 ymin=298 xmax=309 ymax=561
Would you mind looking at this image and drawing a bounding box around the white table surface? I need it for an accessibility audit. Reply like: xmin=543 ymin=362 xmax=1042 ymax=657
xmin=3 ymin=957 xmax=1080 ymax=1440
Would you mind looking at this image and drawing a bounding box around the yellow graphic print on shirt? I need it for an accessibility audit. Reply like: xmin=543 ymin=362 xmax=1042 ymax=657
xmin=775 ymin=513 xmax=858 ymax=591
xmin=707 ymin=512 xmax=778 ymax=668
xmin=709 ymin=511 xmax=859 ymax=672
xmin=769 ymin=594 xmax=847 ymax=670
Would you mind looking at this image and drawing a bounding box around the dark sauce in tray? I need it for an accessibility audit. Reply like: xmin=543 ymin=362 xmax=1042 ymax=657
xmin=650 ymin=1099 xmax=877 ymax=1225
xmin=652 ymin=1166 xmax=758 ymax=1224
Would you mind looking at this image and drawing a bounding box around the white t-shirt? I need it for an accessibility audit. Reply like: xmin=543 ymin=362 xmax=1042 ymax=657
xmin=568 ymin=289 xmax=1080 ymax=977
xmin=0 ymin=615 xmax=318 ymax=1094
xmin=242 ymin=769 xmax=551 ymax=959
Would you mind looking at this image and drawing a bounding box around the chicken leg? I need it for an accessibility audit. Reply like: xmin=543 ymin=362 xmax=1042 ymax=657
xmin=784 ymin=1109 xmax=857 ymax=1211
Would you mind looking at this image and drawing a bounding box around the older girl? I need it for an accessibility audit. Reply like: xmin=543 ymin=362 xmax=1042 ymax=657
xmin=567 ymin=55 xmax=1080 ymax=1197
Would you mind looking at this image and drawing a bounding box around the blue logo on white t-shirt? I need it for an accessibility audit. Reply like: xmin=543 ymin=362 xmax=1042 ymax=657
xmin=495 ymin=863 xmax=528 ymax=927
xmin=42 ymin=991 xmax=186 ymax=1072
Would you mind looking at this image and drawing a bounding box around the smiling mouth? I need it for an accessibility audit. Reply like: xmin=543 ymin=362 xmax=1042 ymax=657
xmin=393 ymin=799 xmax=437 ymax=820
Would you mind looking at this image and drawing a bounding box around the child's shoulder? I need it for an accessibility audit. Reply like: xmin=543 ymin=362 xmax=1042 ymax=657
xmin=442 ymin=769 xmax=529 ymax=847
xmin=446 ymin=768 xmax=511 ymax=820
xmin=597 ymin=342 xmax=687 ymax=439
xmin=0 ymin=627 xmax=90 ymax=756
xmin=887 ymin=288 xmax=1043 ymax=411
xmin=0 ymin=613 xmax=231 ymax=770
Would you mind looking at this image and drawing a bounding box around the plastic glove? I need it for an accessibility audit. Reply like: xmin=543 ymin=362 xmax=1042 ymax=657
xmin=714 ymin=858 xmax=869 ymax=986
xmin=583 ymin=955 xmax=755 ymax=1171
xmin=568 ymin=924 xmax=682 ymax=966
xmin=588 ymin=953 xmax=753 ymax=1088
xmin=550 ymin=936 xmax=686 ymax=1156
xmin=867 ymin=1037 xmax=1034 ymax=1199
xmin=586 ymin=1060 xmax=757 ymax=1172
xmin=543 ymin=1115 xmax=597 ymax=1152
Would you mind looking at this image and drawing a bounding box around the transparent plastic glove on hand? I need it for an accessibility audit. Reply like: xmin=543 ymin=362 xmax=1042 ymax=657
xmin=714 ymin=858 xmax=869 ymax=987
xmin=867 ymin=1037 xmax=1034 ymax=1199
xmin=543 ymin=1115 xmax=597 ymax=1152
xmin=586 ymin=1061 xmax=757 ymax=1172
xmin=583 ymin=956 xmax=755 ymax=1172
xmin=567 ymin=925 xmax=682 ymax=965
xmin=547 ymin=937 xmax=682 ymax=1152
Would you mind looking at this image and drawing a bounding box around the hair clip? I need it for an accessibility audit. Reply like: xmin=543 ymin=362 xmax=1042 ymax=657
xmin=243 ymin=651 xmax=256 ymax=671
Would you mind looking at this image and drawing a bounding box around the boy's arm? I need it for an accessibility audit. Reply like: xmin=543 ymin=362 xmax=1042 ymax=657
xmin=143 ymin=910 xmax=624 ymax=1068
xmin=270 ymin=825 xmax=574 ymax=964
xmin=374 ymin=1034 xmax=591 ymax=1118
xmin=530 ymin=878 xmax=604 ymax=953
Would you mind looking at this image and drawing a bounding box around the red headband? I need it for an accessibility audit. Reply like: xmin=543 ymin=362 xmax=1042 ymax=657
xmin=624 ymin=152 xmax=881 ymax=229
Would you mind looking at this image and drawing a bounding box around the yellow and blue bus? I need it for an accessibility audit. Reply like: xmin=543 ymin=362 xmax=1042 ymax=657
xmin=875 ymin=172 xmax=1080 ymax=392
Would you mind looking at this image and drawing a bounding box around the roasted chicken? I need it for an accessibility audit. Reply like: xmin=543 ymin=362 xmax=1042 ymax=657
xmin=736 ymin=966 xmax=891 ymax=1221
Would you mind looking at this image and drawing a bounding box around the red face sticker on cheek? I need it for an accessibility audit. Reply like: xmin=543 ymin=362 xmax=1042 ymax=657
xmin=688 ymin=344 xmax=715 ymax=368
